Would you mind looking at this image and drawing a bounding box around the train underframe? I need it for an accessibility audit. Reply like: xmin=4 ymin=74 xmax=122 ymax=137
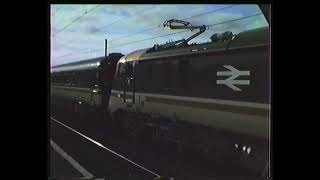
xmin=111 ymin=108 xmax=269 ymax=178
xmin=51 ymin=95 xmax=269 ymax=178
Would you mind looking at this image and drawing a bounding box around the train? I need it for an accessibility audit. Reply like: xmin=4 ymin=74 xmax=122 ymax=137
xmin=51 ymin=10 xmax=270 ymax=178
xmin=51 ymin=53 xmax=123 ymax=108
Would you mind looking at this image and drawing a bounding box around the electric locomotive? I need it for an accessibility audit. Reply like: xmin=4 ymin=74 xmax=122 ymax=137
xmin=50 ymin=6 xmax=271 ymax=177
xmin=108 ymin=22 xmax=270 ymax=175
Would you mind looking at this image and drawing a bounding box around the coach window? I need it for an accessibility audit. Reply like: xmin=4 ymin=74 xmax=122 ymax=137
xmin=69 ymin=73 xmax=74 ymax=86
xmin=89 ymin=70 xmax=96 ymax=85
xmin=65 ymin=73 xmax=71 ymax=86
xmin=54 ymin=75 xmax=59 ymax=85
xmin=117 ymin=62 xmax=126 ymax=78
xmin=65 ymin=73 xmax=70 ymax=85
xmin=126 ymin=62 xmax=134 ymax=78
xmin=83 ymin=71 xmax=90 ymax=87
xmin=78 ymin=71 xmax=85 ymax=87
xmin=72 ymin=72 xmax=77 ymax=86
xmin=58 ymin=74 xmax=63 ymax=85
xmin=60 ymin=73 xmax=65 ymax=85
xmin=87 ymin=70 xmax=95 ymax=87
xmin=71 ymin=73 xmax=76 ymax=86
xmin=62 ymin=74 xmax=66 ymax=85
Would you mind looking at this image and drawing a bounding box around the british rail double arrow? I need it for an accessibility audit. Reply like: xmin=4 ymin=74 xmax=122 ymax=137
xmin=216 ymin=65 xmax=250 ymax=91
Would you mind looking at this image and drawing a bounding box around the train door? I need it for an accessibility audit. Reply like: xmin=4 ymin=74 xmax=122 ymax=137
xmin=123 ymin=62 xmax=135 ymax=107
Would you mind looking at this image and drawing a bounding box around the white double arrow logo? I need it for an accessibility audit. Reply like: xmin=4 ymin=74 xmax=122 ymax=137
xmin=216 ymin=65 xmax=250 ymax=91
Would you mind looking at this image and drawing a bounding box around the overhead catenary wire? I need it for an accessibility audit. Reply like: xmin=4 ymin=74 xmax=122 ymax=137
xmin=53 ymin=39 xmax=81 ymax=50
xmin=52 ymin=5 xmax=101 ymax=36
xmin=109 ymin=5 xmax=235 ymax=44
xmin=54 ymin=50 xmax=105 ymax=63
xmin=54 ymin=5 xmax=157 ymax=50
xmin=51 ymin=6 xmax=63 ymax=16
xmin=55 ymin=5 xmax=227 ymax=50
xmin=55 ymin=48 xmax=104 ymax=59
xmin=109 ymin=12 xmax=263 ymax=49
xmin=55 ymin=5 xmax=236 ymax=59
xmin=182 ymin=5 xmax=234 ymax=21
xmin=55 ymin=12 xmax=263 ymax=60
xmin=92 ymin=5 xmax=157 ymax=34
xmin=53 ymin=6 xmax=86 ymax=29
xmin=51 ymin=35 xmax=87 ymax=54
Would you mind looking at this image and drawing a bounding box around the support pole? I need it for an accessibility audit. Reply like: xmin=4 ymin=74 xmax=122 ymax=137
xmin=105 ymin=39 xmax=108 ymax=57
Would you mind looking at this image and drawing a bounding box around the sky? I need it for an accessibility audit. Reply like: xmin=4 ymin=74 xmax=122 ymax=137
xmin=50 ymin=4 xmax=268 ymax=67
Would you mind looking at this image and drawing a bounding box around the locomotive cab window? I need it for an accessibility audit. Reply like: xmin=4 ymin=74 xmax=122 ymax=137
xmin=118 ymin=62 xmax=134 ymax=78
xmin=125 ymin=62 xmax=134 ymax=78
xmin=117 ymin=62 xmax=126 ymax=78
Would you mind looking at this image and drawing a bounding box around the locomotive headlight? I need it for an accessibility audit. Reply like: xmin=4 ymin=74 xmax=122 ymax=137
xmin=247 ymin=147 xmax=251 ymax=154
xmin=242 ymin=146 xmax=246 ymax=151
xmin=235 ymin=144 xmax=239 ymax=148
xmin=96 ymin=62 xmax=101 ymax=66
xmin=92 ymin=89 xmax=98 ymax=93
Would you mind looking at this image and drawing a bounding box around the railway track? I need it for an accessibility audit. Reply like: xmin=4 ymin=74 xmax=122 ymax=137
xmin=50 ymin=98 xmax=262 ymax=180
